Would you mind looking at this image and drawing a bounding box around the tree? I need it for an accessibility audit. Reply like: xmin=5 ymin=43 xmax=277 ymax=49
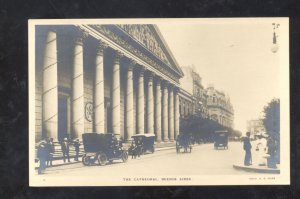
xmin=262 ymin=98 xmax=280 ymax=165
xmin=262 ymin=98 xmax=280 ymax=139
xmin=179 ymin=115 xmax=239 ymax=143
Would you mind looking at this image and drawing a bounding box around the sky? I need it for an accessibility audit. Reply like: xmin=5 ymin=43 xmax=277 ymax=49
xmin=157 ymin=19 xmax=286 ymax=133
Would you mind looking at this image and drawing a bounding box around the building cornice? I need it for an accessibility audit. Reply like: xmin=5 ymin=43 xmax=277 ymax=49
xmin=80 ymin=24 xmax=182 ymax=85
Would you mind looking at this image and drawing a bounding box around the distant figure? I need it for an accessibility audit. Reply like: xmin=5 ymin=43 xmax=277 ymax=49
xmin=73 ymin=139 xmax=80 ymax=161
xmin=136 ymin=137 xmax=143 ymax=156
xmin=255 ymin=134 xmax=268 ymax=166
xmin=243 ymin=132 xmax=252 ymax=166
xmin=61 ymin=138 xmax=70 ymax=163
xmin=37 ymin=140 xmax=47 ymax=174
xmin=129 ymin=141 xmax=138 ymax=159
xmin=46 ymin=138 xmax=55 ymax=166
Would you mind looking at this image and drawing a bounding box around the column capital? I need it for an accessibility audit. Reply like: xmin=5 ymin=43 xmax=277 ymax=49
xmin=128 ymin=59 xmax=137 ymax=70
xmin=113 ymin=50 xmax=124 ymax=64
xmin=46 ymin=26 xmax=57 ymax=33
xmin=155 ymin=76 xmax=162 ymax=83
xmin=162 ymin=80 xmax=169 ymax=89
xmin=96 ymin=40 xmax=109 ymax=55
xmin=136 ymin=65 xmax=145 ymax=76
xmin=146 ymin=71 xmax=154 ymax=80
xmin=173 ymin=86 xmax=180 ymax=93
xmin=168 ymin=84 xmax=174 ymax=90
xmin=74 ymin=28 xmax=89 ymax=45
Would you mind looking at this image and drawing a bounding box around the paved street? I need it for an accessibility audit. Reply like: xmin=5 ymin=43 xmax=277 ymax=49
xmin=40 ymin=141 xmax=255 ymax=176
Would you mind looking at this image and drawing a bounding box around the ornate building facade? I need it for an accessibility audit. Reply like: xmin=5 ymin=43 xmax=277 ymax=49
xmin=178 ymin=89 xmax=195 ymax=118
xmin=179 ymin=66 xmax=208 ymax=119
xmin=35 ymin=24 xmax=184 ymax=143
xmin=206 ymin=85 xmax=234 ymax=128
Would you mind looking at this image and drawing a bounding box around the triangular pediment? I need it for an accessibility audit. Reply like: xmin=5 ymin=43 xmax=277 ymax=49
xmin=118 ymin=24 xmax=183 ymax=76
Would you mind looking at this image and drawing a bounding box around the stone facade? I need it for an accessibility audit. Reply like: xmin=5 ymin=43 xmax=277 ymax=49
xmin=179 ymin=66 xmax=208 ymax=119
xmin=35 ymin=24 xmax=184 ymax=143
xmin=179 ymin=66 xmax=234 ymax=128
xmin=206 ymin=85 xmax=234 ymax=128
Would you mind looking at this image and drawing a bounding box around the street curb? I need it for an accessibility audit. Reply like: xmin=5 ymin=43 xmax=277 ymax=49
xmin=233 ymin=164 xmax=280 ymax=174
xmin=35 ymin=145 xmax=202 ymax=169
xmin=35 ymin=161 xmax=81 ymax=170
xmin=155 ymin=146 xmax=176 ymax=151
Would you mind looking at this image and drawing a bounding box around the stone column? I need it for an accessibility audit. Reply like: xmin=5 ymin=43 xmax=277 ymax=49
xmin=146 ymin=72 xmax=154 ymax=134
xmin=125 ymin=60 xmax=136 ymax=140
xmin=174 ymin=88 xmax=180 ymax=140
xmin=42 ymin=29 xmax=58 ymax=140
xmin=137 ymin=66 xmax=145 ymax=134
xmin=155 ymin=77 xmax=162 ymax=142
xmin=168 ymin=86 xmax=174 ymax=141
xmin=162 ymin=81 xmax=169 ymax=142
xmin=111 ymin=51 xmax=123 ymax=135
xmin=72 ymin=31 xmax=86 ymax=139
xmin=94 ymin=41 xmax=108 ymax=134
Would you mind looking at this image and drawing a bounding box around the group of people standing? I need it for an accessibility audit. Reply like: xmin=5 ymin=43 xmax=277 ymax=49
xmin=36 ymin=138 xmax=54 ymax=174
xmin=243 ymin=132 xmax=278 ymax=169
xmin=36 ymin=137 xmax=81 ymax=174
xmin=128 ymin=139 xmax=143 ymax=159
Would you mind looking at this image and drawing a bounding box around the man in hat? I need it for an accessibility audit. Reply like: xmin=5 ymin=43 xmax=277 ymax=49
xmin=46 ymin=137 xmax=55 ymax=167
xmin=243 ymin=132 xmax=252 ymax=166
xmin=37 ymin=140 xmax=47 ymax=174
xmin=73 ymin=138 xmax=80 ymax=161
xmin=61 ymin=138 xmax=70 ymax=163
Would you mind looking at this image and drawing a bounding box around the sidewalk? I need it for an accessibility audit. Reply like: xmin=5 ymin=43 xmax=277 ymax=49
xmin=233 ymin=163 xmax=280 ymax=174
xmin=35 ymin=142 xmax=179 ymax=169
xmin=35 ymin=158 xmax=82 ymax=169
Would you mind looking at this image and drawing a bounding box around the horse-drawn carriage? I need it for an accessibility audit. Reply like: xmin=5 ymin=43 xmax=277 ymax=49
xmin=176 ymin=134 xmax=193 ymax=153
xmin=214 ymin=130 xmax=229 ymax=150
xmin=81 ymin=133 xmax=128 ymax=166
xmin=128 ymin=134 xmax=155 ymax=157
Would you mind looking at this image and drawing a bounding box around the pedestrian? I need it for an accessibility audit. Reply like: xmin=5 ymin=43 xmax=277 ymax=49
xmin=255 ymin=133 xmax=267 ymax=166
xmin=73 ymin=138 xmax=80 ymax=161
xmin=243 ymin=132 xmax=252 ymax=166
xmin=61 ymin=138 xmax=70 ymax=163
xmin=37 ymin=140 xmax=47 ymax=174
xmin=136 ymin=137 xmax=143 ymax=157
xmin=129 ymin=141 xmax=138 ymax=159
xmin=46 ymin=138 xmax=55 ymax=167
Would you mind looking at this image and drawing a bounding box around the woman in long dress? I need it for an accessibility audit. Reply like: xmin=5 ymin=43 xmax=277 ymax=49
xmin=255 ymin=134 xmax=268 ymax=166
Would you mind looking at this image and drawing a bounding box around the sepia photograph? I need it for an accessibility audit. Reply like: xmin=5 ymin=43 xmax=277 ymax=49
xmin=28 ymin=18 xmax=289 ymax=186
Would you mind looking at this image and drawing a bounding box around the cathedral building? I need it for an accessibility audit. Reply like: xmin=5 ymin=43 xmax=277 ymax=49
xmin=34 ymin=24 xmax=184 ymax=143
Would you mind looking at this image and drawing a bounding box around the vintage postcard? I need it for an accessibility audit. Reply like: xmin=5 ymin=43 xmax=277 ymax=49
xmin=29 ymin=18 xmax=289 ymax=186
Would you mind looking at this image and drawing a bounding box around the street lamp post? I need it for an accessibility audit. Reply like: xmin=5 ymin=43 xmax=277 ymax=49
xmin=271 ymin=23 xmax=280 ymax=53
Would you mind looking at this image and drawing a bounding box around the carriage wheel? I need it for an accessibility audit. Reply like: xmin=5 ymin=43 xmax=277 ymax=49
xmin=121 ymin=151 xmax=128 ymax=163
xmin=82 ymin=154 xmax=91 ymax=166
xmin=97 ymin=152 xmax=107 ymax=166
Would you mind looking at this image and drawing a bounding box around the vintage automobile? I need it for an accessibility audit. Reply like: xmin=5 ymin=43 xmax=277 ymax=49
xmin=81 ymin=133 xmax=128 ymax=166
xmin=130 ymin=134 xmax=155 ymax=155
xmin=176 ymin=133 xmax=192 ymax=153
xmin=214 ymin=130 xmax=229 ymax=150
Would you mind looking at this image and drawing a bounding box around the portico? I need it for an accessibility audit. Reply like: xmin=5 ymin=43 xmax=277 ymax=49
xmin=35 ymin=24 xmax=183 ymax=143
